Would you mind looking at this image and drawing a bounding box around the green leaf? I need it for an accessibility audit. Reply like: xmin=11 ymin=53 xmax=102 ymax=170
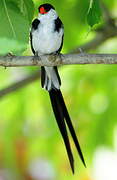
xmin=87 ymin=0 xmax=102 ymax=27
xmin=4 ymin=0 xmax=34 ymax=23
xmin=17 ymin=0 xmax=34 ymax=24
xmin=0 ymin=0 xmax=30 ymax=54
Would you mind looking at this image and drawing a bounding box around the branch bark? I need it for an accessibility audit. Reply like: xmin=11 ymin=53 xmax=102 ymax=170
xmin=0 ymin=54 xmax=117 ymax=67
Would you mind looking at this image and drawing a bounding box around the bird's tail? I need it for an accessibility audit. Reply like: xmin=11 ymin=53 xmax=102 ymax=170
xmin=41 ymin=66 xmax=61 ymax=91
xmin=41 ymin=66 xmax=86 ymax=173
xmin=49 ymin=88 xmax=74 ymax=173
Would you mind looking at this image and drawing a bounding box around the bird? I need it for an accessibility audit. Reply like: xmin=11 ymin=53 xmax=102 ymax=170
xmin=30 ymin=3 xmax=86 ymax=173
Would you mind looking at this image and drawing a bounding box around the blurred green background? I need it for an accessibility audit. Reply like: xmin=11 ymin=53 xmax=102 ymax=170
xmin=0 ymin=0 xmax=117 ymax=179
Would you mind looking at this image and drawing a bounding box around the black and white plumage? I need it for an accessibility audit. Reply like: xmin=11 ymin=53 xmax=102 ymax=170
xmin=30 ymin=3 xmax=86 ymax=173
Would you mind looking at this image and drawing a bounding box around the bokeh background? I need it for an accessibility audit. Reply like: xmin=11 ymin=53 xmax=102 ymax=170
xmin=0 ymin=0 xmax=117 ymax=179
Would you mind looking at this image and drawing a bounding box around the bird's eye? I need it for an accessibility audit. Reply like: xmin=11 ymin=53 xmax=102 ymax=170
xmin=39 ymin=7 xmax=47 ymax=14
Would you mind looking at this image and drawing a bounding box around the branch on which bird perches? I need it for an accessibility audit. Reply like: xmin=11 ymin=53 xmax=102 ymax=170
xmin=0 ymin=53 xmax=117 ymax=68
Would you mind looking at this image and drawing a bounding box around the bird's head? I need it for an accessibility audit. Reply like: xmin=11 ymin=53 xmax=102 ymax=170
xmin=38 ymin=3 xmax=55 ymax=15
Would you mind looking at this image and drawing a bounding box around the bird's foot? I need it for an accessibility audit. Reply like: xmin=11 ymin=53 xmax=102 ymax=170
xmin=59 ymin=53 xmax=64 ymax=61
xmin=32 ymin=52 xmax=41 ymax=65
xmin=48 ymin=52 xmax=57 ymax=63
xmin=48 ymin=52 xmax=63 ymax=65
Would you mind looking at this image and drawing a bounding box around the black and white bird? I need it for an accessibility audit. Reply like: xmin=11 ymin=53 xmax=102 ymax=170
xmin=30 ymin=3 xmax=86 ymax=173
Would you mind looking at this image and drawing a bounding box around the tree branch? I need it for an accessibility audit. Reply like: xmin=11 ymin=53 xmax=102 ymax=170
xmin=0 ymin=54 xmax=117 ymax=67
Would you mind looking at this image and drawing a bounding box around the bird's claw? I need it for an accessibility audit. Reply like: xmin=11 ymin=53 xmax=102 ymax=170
xmin=48 ymin=52 xmax=63 ymax=64
xmin=32 ymin=52 xmax=41 ymax=65
xmin=48 ymin=53 xmax=57 ymax=63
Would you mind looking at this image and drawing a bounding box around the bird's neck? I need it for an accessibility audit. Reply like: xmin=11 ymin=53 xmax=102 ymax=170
xmin=38 ymin=9 xmax=58 ymax=23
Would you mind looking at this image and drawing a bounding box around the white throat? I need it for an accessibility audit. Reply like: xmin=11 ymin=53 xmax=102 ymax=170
xmin=38 ymin=9 xmax=58 ymax=22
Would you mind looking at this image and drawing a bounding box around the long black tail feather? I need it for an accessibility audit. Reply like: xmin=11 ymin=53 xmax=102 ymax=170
xmin=56 ymin=90 xmax=86 ymax=167
xmin=49 ymin=89 xmax=86 ymax=172
xmin=49 ymin=89 xmax=74 ymax=173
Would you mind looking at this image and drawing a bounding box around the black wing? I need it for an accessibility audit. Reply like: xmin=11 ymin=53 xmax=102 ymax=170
xmin=30 ymin=18 xmax=40 ymax=55
xmin=54 ymin=17 xmax=63 ymax=33
xmin=32 ymin=18 xmax=40 ymax=30
xmin=54 ymin=17 xmax=64 ymax=53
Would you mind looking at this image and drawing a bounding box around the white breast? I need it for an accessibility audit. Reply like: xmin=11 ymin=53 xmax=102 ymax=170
xmin=32 ymin=10 xmax=63 ymax=55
